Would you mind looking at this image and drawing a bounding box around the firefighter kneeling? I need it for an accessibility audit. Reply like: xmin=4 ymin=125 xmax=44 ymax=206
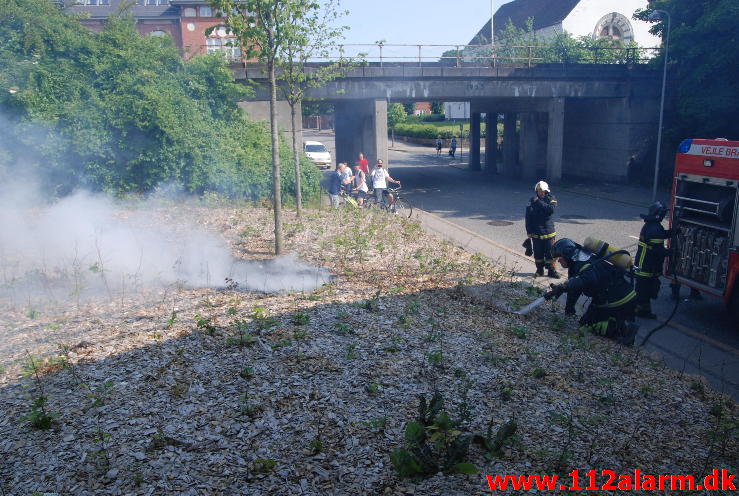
xmin=545 ymin=238 xmax=639 ymax=346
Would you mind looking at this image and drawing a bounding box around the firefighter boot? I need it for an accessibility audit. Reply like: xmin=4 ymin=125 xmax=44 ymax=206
xmin=635 ymin=302 xmax=657 ymax=319
xmin=617 ymin=322 xmax=639 ymax=347
xmin=535 ymin=263 xmax=544 ymax=277
xmin=547 ymin=265 xmax=560 ymax=279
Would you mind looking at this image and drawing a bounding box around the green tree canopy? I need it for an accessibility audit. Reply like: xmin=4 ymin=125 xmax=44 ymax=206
xmin=387 ymin=103 xmax=407 ymax=128
xmin=635 ymin=0 xmax=739 ymax=142
xmin=0 ymin=0 xmax=320 ymax=199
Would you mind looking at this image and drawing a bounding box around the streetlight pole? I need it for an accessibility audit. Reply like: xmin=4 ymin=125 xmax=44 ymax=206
xmin=490 ymin=0 xmax=495 ymax=66
xmin=649 ymin=9 xmax=671 ymax=202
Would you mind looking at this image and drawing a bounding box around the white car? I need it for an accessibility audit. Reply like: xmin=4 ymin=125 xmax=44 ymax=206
xmin=304 ymin=141 xmax=332 ymax=169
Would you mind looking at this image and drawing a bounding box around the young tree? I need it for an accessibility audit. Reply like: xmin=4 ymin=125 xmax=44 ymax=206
xmin=387 ymin=103 xmax=407 ymax=129
xmin=208 ymin=0 xmax=304 ymax=255
xmin=276 ymin=0 xmax=351 ymax=219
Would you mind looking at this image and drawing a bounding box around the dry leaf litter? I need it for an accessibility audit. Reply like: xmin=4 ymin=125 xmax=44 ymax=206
xmin=0 ymin=203 xmax=736 ymax=496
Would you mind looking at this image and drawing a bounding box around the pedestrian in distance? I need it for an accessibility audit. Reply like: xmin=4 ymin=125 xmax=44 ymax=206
xmin=352 ymin=164 xmax=368 ymax=206
xmin=435 ymin=137 xmax=443 ymax=157
xmin=525 ymin=181 xmax=560 ymax=278
xmin=328 ymin=163 xmax=345 ymax=208
xmin=355 ymin=152 xmax=369 ymax=177
xmin=339 ymin=161 xmax=353 ymax=195
xmin=449 ymin=137 xmax=457 ymax=158
xmin=634 ymin=201 xmax=675 ymax=318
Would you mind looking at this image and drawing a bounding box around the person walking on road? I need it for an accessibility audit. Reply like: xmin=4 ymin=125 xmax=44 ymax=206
xmin=634 ymin=201 xmax=674 ymax=319
xmin=435 ymin=137 xmax=443 ymax=157
xmin=525 ymin=180 xmax=560 ymax=278
xmin=449 ymin=137 xmax=457 ymax=158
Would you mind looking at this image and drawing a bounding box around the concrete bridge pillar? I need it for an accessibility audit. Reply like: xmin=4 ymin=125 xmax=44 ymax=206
xmin=469 ymin=112 xmax=481 ymax=171
xmin=484 ymin=112 xmax=496 ymax=172
xmin=502 ymin=112 xmax=518 ymax=177
xmin=334 ymin=99 xmax=388 ymax=167
xmin=519 ymin=113 xmax=539 ymax=181
xmin=546 ymin=97 xmax=565 ymax=183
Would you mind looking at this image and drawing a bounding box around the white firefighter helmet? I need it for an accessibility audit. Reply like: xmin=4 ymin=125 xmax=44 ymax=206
xmin=534 ymin=180 xmax=550 ymax=192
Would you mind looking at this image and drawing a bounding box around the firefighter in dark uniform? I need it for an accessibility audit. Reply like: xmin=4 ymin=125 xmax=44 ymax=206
xmin=634 ymin=201 xmax=674 ymax=319
xmin=525 ymin=181 xmax=560 ymax=278
xmin=547 ymin=238 xmax=638 ymax=346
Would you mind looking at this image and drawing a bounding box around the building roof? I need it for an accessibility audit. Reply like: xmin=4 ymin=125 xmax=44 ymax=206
xmin=63 ymin=0 xmax=180 ymax=19
xmin=469 ymin=0 xmax=580 ymax=45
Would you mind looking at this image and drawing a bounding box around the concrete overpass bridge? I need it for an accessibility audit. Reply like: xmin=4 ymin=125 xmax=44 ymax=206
xmin=237 ymin=63 xmax=661 ymax=183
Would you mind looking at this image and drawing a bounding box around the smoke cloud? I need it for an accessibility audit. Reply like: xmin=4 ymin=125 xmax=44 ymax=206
xmin=0 ymin=180 xmax=331 ymax=307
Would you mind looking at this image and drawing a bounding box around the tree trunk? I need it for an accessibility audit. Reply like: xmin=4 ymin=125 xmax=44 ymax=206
xmin=268 ymin=59 xmax=282 ymax=255
xmin=290 ymin=102 xmax=302 ymax=219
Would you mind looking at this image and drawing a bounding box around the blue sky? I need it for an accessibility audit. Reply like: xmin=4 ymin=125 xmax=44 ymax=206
xmin=333 ymin=0 xmax=514 ymax=58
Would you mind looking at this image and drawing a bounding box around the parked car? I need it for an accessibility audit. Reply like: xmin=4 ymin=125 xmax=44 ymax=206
xmin=304 ymin=141 xmax=332 ymax=169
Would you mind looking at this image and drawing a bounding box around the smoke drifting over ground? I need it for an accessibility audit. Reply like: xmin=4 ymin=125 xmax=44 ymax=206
xmin=0 ymin=181 xmax=331 ymax=307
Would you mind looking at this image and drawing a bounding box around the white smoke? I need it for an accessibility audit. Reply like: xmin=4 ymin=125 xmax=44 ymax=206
xmin=0 ymin=181 xmax=331 ymax=305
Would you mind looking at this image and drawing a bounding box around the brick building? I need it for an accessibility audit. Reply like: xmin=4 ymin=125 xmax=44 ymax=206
xmin=62 ymin=0 xmax=240 ymax=60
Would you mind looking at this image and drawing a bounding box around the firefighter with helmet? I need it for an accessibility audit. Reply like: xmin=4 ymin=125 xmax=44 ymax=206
xmin=634 ymin=201 xmax=675 ymax=318
xmin=547 ymin=238 xmax=638 ymax=346
xmin=525 ymin=181 xmax=560 ymax=278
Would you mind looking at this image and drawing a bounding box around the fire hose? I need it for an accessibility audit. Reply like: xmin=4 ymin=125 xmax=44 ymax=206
xmin=640 ymin=209 xmax=683 ymax=347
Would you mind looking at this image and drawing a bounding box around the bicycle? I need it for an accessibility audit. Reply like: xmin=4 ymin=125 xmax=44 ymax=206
xmin=364 ymin=186 xmax=412 ymax=218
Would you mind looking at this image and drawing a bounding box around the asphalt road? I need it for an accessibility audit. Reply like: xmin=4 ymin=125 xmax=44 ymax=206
xmin=304 ymin=129 xmax=739 ymax=399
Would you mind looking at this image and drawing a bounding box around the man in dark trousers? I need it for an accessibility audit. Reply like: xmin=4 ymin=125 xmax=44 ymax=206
xmin=525 ymin=181 xmax=560 ymax=278
xmin=634 ymin=201 xmax=674 ymax=318
xmin=548 ymin=238 xmax=638 ymax=346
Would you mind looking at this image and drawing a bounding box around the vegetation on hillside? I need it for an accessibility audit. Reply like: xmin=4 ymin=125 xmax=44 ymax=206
xmin=0 ymin=0 xmax=321 ymax=199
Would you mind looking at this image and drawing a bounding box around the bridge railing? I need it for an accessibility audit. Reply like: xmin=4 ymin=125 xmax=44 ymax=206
xmin=316 ymin=44 xmax=661 ymax=67
xmin=209 ymin=43 xmax=661 ymax=68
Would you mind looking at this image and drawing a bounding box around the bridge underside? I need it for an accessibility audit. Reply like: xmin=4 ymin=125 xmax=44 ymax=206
xmin=237 ymin=65 xmax=659 ymax=183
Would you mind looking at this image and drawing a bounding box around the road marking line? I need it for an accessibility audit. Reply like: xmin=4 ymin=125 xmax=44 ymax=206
xmin=654 ymin=317 xmax=739 ymax=357
xmin=629 ymin=235 xmax=639 ymax=240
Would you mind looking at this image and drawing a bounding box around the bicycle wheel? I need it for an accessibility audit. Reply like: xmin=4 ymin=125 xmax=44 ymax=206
xmin=392 ymin=199 xmax=412 ymax=218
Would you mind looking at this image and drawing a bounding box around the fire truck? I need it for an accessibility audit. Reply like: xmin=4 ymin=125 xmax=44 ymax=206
xmin=667 ymin=138 xmax=739 ymax=322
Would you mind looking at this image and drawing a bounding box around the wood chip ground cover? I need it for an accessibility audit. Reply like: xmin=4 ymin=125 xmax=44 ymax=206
xmin=0 ymin=204 xmax=736 ymax=495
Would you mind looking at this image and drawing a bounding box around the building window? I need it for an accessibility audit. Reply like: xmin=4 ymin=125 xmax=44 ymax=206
xmin=206 ymin=37 xmax=223 ymax=54
xmin=75 ymin=0 xmax=111 ymax=4
xmin=200 ymin=6 xmax=212 ymax=17
xmin=207 ymin=28 xmax=241 ymax=61
xmin=183 ymin=7 xmax=196 ymax=16
xmin=149 ymin=30 xmax=167 ymax=37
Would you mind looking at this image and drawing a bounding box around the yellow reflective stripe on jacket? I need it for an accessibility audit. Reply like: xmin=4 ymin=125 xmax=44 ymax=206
xmin=577 ymin=263 xmax=591 ymax=274
xmin=648 ymin=238 xmax=665 ymax=244
xmin=636 ymin=242 xmax=649 ymax=268
xmin=530 ymin=232 xmax=557 ymax=240
xmin=597 ymin=290 xmax=636 ymax=308
xmin=634 ymin=270 xmax=659 ymax=277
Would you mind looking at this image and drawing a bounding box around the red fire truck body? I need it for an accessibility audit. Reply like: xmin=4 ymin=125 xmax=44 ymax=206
xmin=668 ymin=138 xmax=739 ymax=319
